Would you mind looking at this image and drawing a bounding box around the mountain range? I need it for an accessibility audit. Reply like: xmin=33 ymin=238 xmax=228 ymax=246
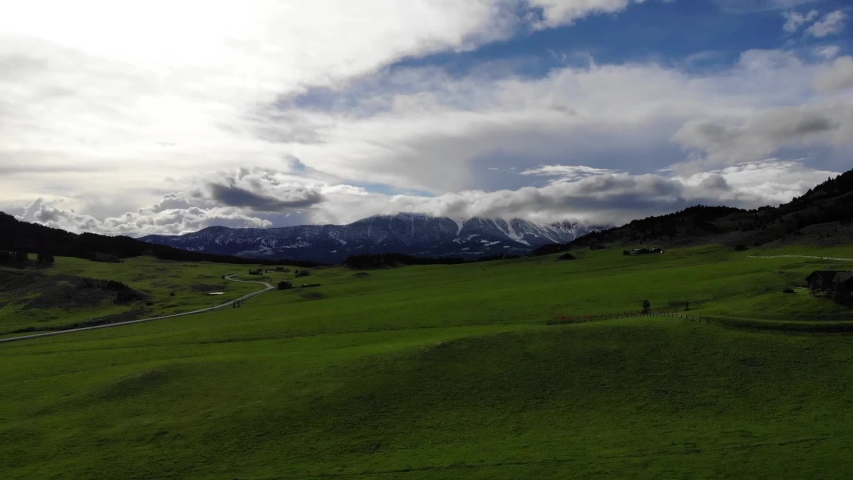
xmin=140 ymin=214 xmax=610 ymax=263
xmin=3 ymin=168 xmax=851 ymax=266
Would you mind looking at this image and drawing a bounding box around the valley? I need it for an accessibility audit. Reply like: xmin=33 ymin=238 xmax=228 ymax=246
xmin=2 ymin=242 xmax=853 ymax=478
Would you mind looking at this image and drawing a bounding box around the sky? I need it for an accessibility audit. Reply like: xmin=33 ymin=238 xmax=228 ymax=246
xmin=2 ymin=0 xmax=852 ymax=235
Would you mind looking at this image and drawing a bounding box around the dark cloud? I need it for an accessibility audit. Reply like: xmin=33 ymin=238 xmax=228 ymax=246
xmin=674 ymin=103 xmax=853 ymax=167
xmin=208 ymin=183 xmax=325 ymax=212
xmin=0 ymin=159 xmax=101 ymax=176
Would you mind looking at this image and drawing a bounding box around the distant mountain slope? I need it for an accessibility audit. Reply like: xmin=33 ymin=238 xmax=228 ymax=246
xmin=562 ymin=169 xmax=853 ymax=251
xmin=141 ymin=214 xmax=609 ymax=263
xmin=0 ymin=212 xmax=319 ymax=266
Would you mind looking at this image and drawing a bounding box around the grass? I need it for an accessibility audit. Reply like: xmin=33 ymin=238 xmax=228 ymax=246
xmin=1 ymin=243 xmax=853 ymax=479
xmin=0 ymin=257 xmax=296 ymax=336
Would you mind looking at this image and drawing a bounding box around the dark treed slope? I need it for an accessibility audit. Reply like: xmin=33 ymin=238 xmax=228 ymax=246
xmin=0 ymin=212 xmax=321 ymax=267
xmin=552 ymin=169 xmax=853 ymax=252
xmin=343 ymin=253 xmax=466 ymax=269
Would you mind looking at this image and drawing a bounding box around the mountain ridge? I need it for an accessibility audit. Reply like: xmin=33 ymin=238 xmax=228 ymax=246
xmin=558 ymin=169 xmax=853 ymax=252
xmin=140 ymin=214 xmax=610 ymax=263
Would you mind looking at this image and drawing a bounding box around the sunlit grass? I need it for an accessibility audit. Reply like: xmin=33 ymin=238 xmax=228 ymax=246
xmin=1 ymin=243 xmax=853 ymax=478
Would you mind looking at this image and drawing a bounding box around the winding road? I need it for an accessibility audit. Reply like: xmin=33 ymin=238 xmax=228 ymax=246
xmin=0 ymin=274 xmax=275 ymax=344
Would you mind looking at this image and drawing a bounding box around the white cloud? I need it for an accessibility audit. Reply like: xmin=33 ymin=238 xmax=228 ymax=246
xmin=15 ymin=160 xmax=840 ymax=234
xmin=7 ymin=47 xmax=850 ymax=230
xmin=0 ymin=0 xmax=658 ymax=213
xmin=783 ymin=9 xmax=818 ymax=33
xmin=814 ymin=45 xmax=841 ymax=60
xmin=805 ymin=10 xmax=847 ymax=37
xmin=261 ymin=49 xmax=841 ymax=190
xmin=814 ymin=56 xmax=853 ymax=92
xmin=715 ymin=0 xmax=821 ymax=14
xmin=17 ymin=197 xmax=272 ymax=236
xmin=1 ymin=3 xmax=851 ymax=236
xmin=527 ymin=0 xmax=652 ymax=28
xmin=308 ymin=160 xmax=839 ymax=226
xmin=677 ymin=160 xmax=836 ymax=205
xmin=521 ymin=165 xmax=620 ymax=184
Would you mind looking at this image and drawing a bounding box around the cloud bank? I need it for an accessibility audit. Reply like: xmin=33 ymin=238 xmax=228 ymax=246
xmin=17 ymin=160 xmax=839 ymax=235
xmin=1 ymin=1 xmax=850 ymax=237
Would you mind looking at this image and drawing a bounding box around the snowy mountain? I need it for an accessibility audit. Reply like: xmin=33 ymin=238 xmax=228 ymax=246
xmin=140 ymin=213 xmax=608 ymax=263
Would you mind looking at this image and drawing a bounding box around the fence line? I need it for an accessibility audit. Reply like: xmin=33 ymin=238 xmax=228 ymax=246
xmin=546 ymin=311 xmax=853 ymax=334
xmin=547 ymin=311 xmax=709 ymax=326
xmin=747 ymin=255 xmax=853 ymax=262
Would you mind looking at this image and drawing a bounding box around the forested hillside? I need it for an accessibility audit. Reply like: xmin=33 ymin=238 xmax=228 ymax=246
xmin=0 ymin=212 xmax=319 ymax=267
xmin=559 ymin=169 xmax=853 ymax=251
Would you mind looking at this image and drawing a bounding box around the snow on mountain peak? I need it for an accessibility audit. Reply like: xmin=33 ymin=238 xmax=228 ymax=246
xmin=141 ymin=212 xmax=608 ymax=263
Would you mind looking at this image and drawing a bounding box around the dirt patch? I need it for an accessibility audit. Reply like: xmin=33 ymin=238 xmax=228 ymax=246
xmin=0 ymin=268 xmax=148 ymax=311
xmin=299 ymin=291 xmax=325 ymax=300
xmin=191 ymin=283 xmax=225 ymax=292
xmin=0 ymin=268 xmax=40 ymax=293
xmin=101 ymin=369 xmax=172 ymax=399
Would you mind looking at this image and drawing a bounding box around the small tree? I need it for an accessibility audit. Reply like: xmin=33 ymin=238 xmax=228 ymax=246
xmin=642 ymin=300 xmax=651 ymax=314
xmin=685 ymin=300 xmax=690 ymax=312
xmin=15 ymin=251 xmax=28 ymax=263
xmin=623 ymin=250 xmax=631 ymax=256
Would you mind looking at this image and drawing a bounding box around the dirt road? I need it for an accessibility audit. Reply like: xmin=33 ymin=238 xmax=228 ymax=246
xmin=0 ymin=274 xmax=274 ymax=344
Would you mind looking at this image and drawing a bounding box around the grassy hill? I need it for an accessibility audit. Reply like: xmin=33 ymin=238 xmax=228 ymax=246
xmin=2 ymin=242 xmax=853 ymax=478
xmin=0 ymin=257 xmax=274 ymax=337
xmin=538 ymin=169 xmax=853 ymax=253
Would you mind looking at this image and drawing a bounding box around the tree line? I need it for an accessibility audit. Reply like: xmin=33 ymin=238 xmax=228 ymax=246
xmin=0 ymin=250 xmax=55 ymax=265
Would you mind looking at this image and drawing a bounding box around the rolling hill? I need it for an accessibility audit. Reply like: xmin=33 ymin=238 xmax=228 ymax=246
xmin=543 ymin=168 xmax=853 ymax=253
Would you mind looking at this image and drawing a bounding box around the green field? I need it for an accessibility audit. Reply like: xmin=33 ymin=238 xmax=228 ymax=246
xmin=0 ymin=257 xmax=285 ymax=336
xmin=2 ymin=244 xmax=853 ymax=479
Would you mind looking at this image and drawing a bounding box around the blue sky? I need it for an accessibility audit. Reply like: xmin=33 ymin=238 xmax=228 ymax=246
xmin=2 ymin=0 xmax=852 ymax=234
xmin=397 ymin=0 xmax=795 ymax=72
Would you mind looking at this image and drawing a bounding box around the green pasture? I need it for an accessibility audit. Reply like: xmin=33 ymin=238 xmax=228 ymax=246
xmin=0 ymin=256 xmax=284 ymax=336
xmin=2 ymin=244 xmax=853 ymax=479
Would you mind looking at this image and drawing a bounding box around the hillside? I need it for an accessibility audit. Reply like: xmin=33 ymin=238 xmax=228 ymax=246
xmin=552 ymin=169 xmax=853 ymax=252
xmin=0 ymin=212 xmax=319 ymax=267
xmin=3 ymin=243 xmax=853 ymax=478
xmin=0 ymin=256 xmax=267 ymax=337
xmin=140 ymin=214 xmax=609 ymax=263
